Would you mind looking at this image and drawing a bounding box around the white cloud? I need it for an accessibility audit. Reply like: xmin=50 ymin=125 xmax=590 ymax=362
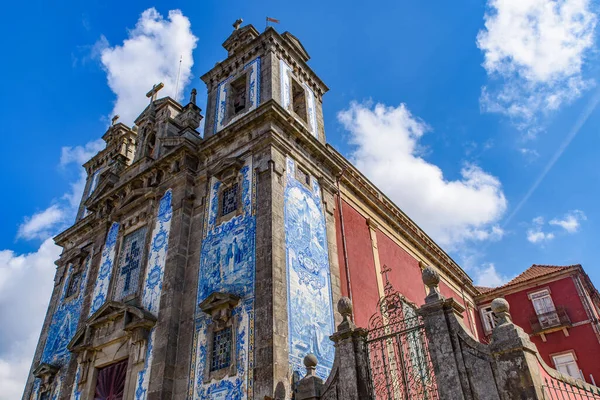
xmin=473 ymin=263 xmax=511 ymax=287
xmin=97 ymin=8 xmax=198 ymax=125
xmin=527 ymin=229 xmax=555 ymax=243
xmin=526 ymin=211 xmax=586 ymax=243
xmin=17 ymin=140 xmax=104 ymax=242
xmin=60 ymin=139 xmax=104 ymax=167
xmin=549 ymin=209 xmax=586 ymax=233
xmin=527 ymin=216 xmax=555 ymax=243
xmin=1 ymin=138 xmax=103 ymax=397
xmin=477 ymin=0 xmax=597 ymax=134
xmin=17 ymin=205 xmax=66 ymax=240
xmin=0 ymin=239 xmax=61 ymax=400
xmin=339 ymin=101 xmax=507 ymax=248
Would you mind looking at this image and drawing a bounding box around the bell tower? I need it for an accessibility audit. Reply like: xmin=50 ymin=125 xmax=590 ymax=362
xmin=186 ymin=21 xmax=341 ymax=399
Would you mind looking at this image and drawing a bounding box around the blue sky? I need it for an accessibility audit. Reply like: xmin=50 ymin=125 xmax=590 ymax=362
xmin=1 ymin=0 xmax=599 ymax=397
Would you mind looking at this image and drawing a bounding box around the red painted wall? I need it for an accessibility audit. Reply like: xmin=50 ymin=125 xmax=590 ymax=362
xmin=376 ymin=230 xmax=425 ymax=307
xmin=439 ymin=280 xmax=477 ymax=335
xmin=335 ymin=198 xmax=477 ymax=336
xmin=478 ymin=276 xmax=600 ymax=384
xmin=335 ymin=199 xmax=379 ymax=328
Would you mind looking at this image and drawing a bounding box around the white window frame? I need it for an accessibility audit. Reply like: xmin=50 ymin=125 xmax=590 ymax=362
xmin=480 ymin=306 xmax=496 ymax=334
xmin=552 ymin=351 xmax=583 ymax=380
xmin=528 ymin=289 xmax=561 ymax=329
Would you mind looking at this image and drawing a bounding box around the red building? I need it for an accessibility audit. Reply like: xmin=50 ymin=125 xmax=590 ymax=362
xmin=475 ymin=264 xmax=600 ymax=385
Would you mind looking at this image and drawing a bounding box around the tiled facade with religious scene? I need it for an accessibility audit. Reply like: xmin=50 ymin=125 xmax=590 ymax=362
xmin=24 ymin=21 xmax=524 ymax=400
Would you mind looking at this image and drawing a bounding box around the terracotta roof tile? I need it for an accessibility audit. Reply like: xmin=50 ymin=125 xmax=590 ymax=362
xmin=475 ymin=286 xmax=495 ymax=294
xmin=476 ymin=264 xmax=579 ymax=296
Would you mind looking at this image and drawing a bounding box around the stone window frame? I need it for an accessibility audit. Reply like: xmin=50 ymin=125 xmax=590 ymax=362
xmin=110 ymin=224 xmax=151 ymax=305
xmin=288 ymin=73 xmax=308 ymax=124
xmin=224 ymin=69 xmax=251 ymax=125
xmin=216 ymin=175 xmax=244 ymax=226
xmin=200 ymin=293 xmax=240 ymax=382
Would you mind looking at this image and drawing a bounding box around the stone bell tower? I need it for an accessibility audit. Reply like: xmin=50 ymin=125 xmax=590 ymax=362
xmin=24 ymin=21 xmax=341 ymax=400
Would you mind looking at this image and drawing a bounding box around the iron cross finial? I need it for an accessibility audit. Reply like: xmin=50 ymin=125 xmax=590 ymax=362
xmin=111 ymin=115 xmax=120 ymax=126
xmin=233 ymin=18 xmax=243 ymax=30
xmin=146 ymin=82 xmax=165 ymax=102
xmin=381 ymin=265 xmax=392 ymax=284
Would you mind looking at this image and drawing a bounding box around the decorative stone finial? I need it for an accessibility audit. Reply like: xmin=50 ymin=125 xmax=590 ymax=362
xmin=491 ymin=297 xmax=511 ymax=325
xmin=337 ymin=297 xmax=355 ymax=331
xmin=190 ymin=88 xmax=197 ymax=105
xmin=304 ymin=354 xmax=318 ymax=377
xmin=111 ymin=115 xmax=120 ymax=126
xmin=233 ymin=18 xmax=243 ymax=30
xmin=422 ymin=266 xmax=444 ymax=303
xmin=132 ymin=125 xmax=138 ymax=132
xmin=338 ymin=297 xmax=352 ymax=318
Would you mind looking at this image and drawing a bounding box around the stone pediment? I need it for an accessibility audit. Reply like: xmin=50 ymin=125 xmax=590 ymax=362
xmin=83 ymin=169 xmax=121 ymax=210
xmin=68 ymin=301 xmax=156 ymax=353
xmin=208 ymin=157 xmax=245 ymax=184
xmin=222 ymin=24 xmax=260 ymax=56
xmin=32 ymin=362 xmax=59 ymax=379
xmin=134 ymin=97 xmax=182 ymax=126
xmin=282 ymin=31 xmax=310 ymax=62
xmin=200 ymin=292 xmax=240 ymax=326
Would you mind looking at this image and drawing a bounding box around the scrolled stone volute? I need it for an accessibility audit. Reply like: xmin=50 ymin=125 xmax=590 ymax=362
xmin=491 ymin=297 xmax=512 ymax=325
xmin=422 ymin=266 xmax=444 ymax=303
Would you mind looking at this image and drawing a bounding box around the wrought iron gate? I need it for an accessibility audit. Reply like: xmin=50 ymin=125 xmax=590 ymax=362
xmin=366 ymin=280 xmax=439 ymax=400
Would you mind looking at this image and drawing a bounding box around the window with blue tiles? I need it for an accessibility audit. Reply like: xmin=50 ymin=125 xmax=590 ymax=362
xmin=221 ymin=183 xmax=239 ymax=217
xmin=210 ymin=327 xmax=232 ymax=371
xmin=114 ymin=227 xmax=147 ymax=301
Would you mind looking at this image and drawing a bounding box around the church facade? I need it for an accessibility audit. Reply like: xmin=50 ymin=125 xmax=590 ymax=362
xmin=24 ymin=23 xmax=481 ymax=400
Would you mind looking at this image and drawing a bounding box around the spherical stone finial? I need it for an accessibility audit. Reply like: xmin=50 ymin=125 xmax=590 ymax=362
xmin=422 ymin=266 xmax=440 ymax=287
xmin=491 ymin=298 xmax=509 ymax=314
xmin=337 ymin=297 xmax=353 ymax=318
xmin=132 ymin=125 xmax=139 ymax=132
xmin=304 ymin=354 xmax=318 ymax=368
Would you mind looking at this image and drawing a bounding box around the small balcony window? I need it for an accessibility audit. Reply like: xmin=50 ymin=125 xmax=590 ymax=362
xmin=528 ymin=289 xmax=571 ymax=334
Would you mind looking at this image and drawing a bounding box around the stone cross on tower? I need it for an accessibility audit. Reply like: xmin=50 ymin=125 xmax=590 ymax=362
xmin=146 ymin=82 xmax=165 ymax=103
xmin=120 ymin=241 xmax=141 ymax=291
xmin=111 ymin=115 xmax=120 ymax=126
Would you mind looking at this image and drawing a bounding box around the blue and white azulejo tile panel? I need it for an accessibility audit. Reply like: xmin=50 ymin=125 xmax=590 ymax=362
xmin=134 ymin=189 xmax=173 ymax=400
xmin=279 ymin=59 xmax=318 ymax=138
xmin=214 ymin=57 xmax=261 ymax=134
xmin=89 ymin=222 xmax=119 ymax=316
xmin=284 ymin=157 xmax=335 ymax=379
xmin=189 ymin=156 xmax=256 ymax=400
xmin=41 ymin=254 xmax=93 ymax=368
xmin=35 ymin=253 xmax=93 ymax=400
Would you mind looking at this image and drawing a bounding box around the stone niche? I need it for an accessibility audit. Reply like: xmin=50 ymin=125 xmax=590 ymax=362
xmin=67 ymin=302 xmax=156 ymax=399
